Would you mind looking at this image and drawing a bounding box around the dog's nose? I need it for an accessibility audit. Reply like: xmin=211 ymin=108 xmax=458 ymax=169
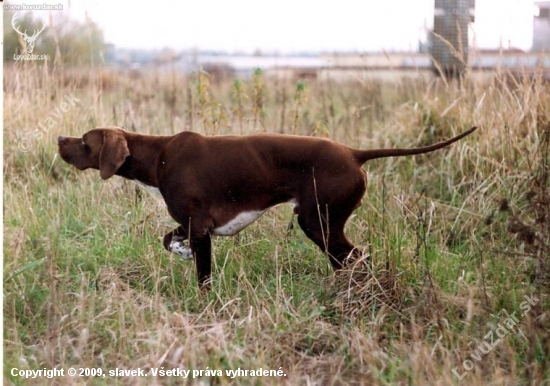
xmin=58 ymin=136 xmax=67 ymax=145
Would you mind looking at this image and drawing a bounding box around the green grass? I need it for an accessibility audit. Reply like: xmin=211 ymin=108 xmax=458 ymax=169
xmin=3 ymin=64 xmax=550 ymax=385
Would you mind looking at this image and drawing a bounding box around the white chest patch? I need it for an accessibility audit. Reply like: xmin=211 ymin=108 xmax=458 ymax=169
xmin=134 ymin=180 xmax=161 ymax=196
xmin=213 ymin=210 xmax=265 ymax=236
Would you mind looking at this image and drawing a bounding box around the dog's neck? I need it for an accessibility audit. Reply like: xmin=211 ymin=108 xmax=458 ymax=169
xmin=116 ymin=134 xmax=172 ymax=187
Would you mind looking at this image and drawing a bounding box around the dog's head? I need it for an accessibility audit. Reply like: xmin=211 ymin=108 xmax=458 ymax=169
xmin=58 ymin=128 xmax=130 ymax=179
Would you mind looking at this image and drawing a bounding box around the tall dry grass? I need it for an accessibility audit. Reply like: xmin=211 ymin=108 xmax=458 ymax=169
xmin=3 ymin=61 xmax=549 ymax=385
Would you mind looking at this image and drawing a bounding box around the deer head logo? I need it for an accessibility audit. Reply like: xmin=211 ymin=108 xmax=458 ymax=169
xmin=11 ymin=13 xmax=46 ymax=54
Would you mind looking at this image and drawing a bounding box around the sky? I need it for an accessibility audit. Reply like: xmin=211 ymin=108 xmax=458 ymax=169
xmin=4 ymin=0 xmax=538 ymax=53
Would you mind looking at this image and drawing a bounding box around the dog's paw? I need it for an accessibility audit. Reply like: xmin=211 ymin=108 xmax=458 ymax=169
xmin=169 ymin=240 xmax=193 ymax=260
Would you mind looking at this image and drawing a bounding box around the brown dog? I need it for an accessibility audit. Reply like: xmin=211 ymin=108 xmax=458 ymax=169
xmin=58 ymin=126 xmax=477 ymax=288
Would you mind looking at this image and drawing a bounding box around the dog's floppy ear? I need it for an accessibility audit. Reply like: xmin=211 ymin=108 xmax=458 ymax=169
xmin=99 ymin=131 xmax=130 ymax=180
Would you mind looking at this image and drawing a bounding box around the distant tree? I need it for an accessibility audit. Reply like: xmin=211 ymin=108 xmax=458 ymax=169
xmin=4 ymin=10 xmax=106 ymax=66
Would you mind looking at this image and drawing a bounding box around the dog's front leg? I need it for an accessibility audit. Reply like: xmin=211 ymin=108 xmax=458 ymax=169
xmin=163 ymin=226 xmax=193 ymax=260
xmin=190 ymin=233 xmax=212 ymax=290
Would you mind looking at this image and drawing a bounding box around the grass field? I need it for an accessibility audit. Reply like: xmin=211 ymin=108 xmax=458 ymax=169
xmin=3 ymin=63 xmax=550 ymax=385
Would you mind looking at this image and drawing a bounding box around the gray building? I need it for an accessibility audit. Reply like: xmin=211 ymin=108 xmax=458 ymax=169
xmin=432 ymin=0 xmax=475 ymax=77
xmin=533 ymin=1 xmax=550 ymax=51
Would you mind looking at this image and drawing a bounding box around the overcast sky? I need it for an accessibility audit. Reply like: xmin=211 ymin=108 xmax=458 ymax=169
xmin=5 ymin=0 xmax=537 ymax=52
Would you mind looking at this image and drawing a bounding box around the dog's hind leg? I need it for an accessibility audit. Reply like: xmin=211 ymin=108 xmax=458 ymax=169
xmin=326 ymin=228 xmax=360 ymax=269
xmin=297 ymin=206 xmax=359 ymax=270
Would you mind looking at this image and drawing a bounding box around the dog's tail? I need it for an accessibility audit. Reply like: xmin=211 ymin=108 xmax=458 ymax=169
xmin=353 ymin=126 xmax=477 ymax=165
